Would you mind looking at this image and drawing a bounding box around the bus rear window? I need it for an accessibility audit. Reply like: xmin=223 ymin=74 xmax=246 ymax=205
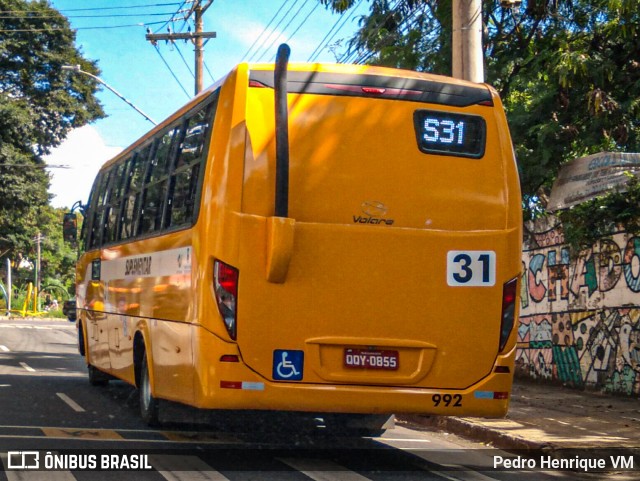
xmin=413 ymin=110 xmax=486 ymax=158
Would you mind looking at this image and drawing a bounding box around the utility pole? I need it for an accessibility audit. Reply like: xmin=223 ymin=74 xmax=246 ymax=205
xmin=145 ymin=0 xmax=216 ymax=96
xmin=6 ymin=257 xmax=11 ymax=315
xmin=451 ymin=0 xmax=484 ymax=83
xmin=34 ymin=232 xmax=43 ymax=311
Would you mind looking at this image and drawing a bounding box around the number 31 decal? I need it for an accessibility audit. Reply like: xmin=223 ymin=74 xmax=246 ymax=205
xmin=447 ymin=251 xmax=496 ymax=287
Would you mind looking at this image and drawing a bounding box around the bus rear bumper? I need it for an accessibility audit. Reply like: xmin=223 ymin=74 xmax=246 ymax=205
xmin=193 ymin=329 xmax=515 ymax=418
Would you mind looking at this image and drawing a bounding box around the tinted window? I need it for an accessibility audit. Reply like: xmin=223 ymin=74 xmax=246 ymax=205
xmin=83 ymin=90 xmax=217 ymax=249
xmin=103 ymin=162 xmax=128 ymax=244
xmin=150 ymin=127 xmax=179 ymax=182
xmin=139 ymin=181 xmax=167 ymax=234
xmin=120 ymin=193 xmax=140 ymax=241
xmin=89 ymin=171 xmax=111 ymax=249
xmin=166 ymin=99 xmax=216 ymax=228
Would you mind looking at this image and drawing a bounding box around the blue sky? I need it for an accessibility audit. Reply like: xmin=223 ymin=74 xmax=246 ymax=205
xmin=45 ymin=0 xmax=368 ymax=208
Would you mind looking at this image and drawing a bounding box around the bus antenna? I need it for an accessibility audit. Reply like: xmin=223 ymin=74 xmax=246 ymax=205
xmin=274 ymin=43 xmax=291 ymax=218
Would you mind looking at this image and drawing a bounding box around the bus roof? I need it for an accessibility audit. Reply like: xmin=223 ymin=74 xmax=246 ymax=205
xmin=98 ymin=62 xmax=494 ymax=172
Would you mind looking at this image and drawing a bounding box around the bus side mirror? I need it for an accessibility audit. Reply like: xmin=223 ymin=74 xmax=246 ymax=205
xmin=63 ymin=212 xmax=78 ymax=243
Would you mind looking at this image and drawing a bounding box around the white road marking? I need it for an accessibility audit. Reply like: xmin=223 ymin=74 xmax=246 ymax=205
xmin=278 ymin=458 xmax=372 ymax=481
xmin=19 ymin=362 xmax=35 ymax=372
xmin=0 ymin=345 xmax=9 ymax=352
xmin=0 ymin=425 xmax=241 ymax=444
xmin=1 ymin=453 xmax=76 ymax=480
xmin=151 ymin=455 xmax=231 ymax=480
xmin=56 ymin=392 xmax=86 ymax=413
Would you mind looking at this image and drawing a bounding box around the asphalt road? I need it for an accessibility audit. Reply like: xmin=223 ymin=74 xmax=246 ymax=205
xmin=0 ymin=318 xmax=601 ymax=481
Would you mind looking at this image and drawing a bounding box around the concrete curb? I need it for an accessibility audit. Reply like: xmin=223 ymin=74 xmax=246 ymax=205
xmin=400 ymin=414 xmax=554 ymax=451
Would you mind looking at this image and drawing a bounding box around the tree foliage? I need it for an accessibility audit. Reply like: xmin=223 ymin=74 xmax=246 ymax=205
xmin=0 ymin=0 xmax=104 ymax=261
xmin=9 ymin=206 xmax=80 ymax=297
xmin=320 ymin=0 xmax=640 ymax=221
xmin=558 ymin=174 xmax=640 ymax=252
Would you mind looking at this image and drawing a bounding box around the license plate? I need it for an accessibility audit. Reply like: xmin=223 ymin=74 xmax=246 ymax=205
xmin=344 ymin=348 xmax=399 ymax=370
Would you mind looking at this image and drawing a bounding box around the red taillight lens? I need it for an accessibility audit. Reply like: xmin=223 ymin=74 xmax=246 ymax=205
xmin=216 ymin=262 xmax=238 ymax=297
xmin=361 ymin=86 xmax=386 ymax=94
xmin=214 ymin=260 xmax=239 ymax=340
xmin=499 ymin=277 xmax=518 ymax=352
xmin=248 ymin=80 xmax=268 ymax=88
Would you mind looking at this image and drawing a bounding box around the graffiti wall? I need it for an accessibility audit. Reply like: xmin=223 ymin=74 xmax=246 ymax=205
xmin=518 ymin=219 xmax=640 ymax=395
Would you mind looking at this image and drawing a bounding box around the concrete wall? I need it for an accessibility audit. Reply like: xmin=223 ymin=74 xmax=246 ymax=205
xmin=517 ymin=218 xmax=640 ymax=395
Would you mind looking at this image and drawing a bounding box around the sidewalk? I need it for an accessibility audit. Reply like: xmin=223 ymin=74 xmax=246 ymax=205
xmin=405 ymin=379 xmax=640 ymax=450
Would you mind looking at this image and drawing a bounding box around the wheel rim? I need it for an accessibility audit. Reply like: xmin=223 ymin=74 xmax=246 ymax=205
xmin=141 ymin=365 xmax=151 ymax=411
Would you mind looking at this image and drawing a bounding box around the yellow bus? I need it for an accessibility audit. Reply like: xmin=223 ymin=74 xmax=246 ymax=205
xmin=72 ymin=45 xmax=521 ymax=433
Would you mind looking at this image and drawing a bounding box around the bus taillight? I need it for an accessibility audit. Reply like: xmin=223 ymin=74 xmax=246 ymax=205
xmin=499 ymin=277 xmax=518 ymax=352
xmin=214 ymin=260 xmax=239 ymax=340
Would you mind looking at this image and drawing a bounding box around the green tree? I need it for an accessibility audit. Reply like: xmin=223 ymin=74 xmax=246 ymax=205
xmin=10 ymin=206 xmax=79 ymax=301
xmin=320 ymin=1 xmax=640 ymax=219
xmin=0 ymin=0 xmax=104 ymax=259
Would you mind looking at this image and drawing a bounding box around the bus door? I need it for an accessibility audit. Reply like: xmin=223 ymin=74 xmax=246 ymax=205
xmin=82 ymin=257 xmax=111 ymax=372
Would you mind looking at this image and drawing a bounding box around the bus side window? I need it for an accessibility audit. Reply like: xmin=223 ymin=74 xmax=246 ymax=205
xmin=123 ymin=143 xmax=154 ymax=239
xmin=103 ymin=161 xmax=127 ymax=244
xmin=140 ymin=125 xmax=179 ymax=235
xmin=140 ymin=181 xmax=166 ymax=235
xmin=168 ymin=164 xmax=201 ymax=227
xmin=151 ymin=126 xmax=180 ymax=183
xmin=81 ymin=182 xmax=97 ymax=251
xmin=120 ymin=153 xmax=143 ymax=241
xmin=167 ymin=98 xmax=216 ymax=228
xmin=89 ymin=170 xmax=111 ymax=249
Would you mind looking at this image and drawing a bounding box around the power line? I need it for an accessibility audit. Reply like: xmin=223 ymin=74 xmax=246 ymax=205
xmin=255 ymin=0 xmax=310 ymax=63
xmin=56 ymin=3 xmax=182 ymax=12
xmin=307 ymin=8 xmax=348 ymax=62
xmin=339 ymin=0 xmax=403 ymax=64
xmin=0 ymin=12 xmax=182 ymax=19
xmin=248 ymin=0 xmax=301 ymax=63
xmin=174 ymin=41 xmax=195 ymax=78
xmin=0 ymin=3 xmax=183 ymax=16
xmin=308 ymin=0 xmax=365 ymax=62
xmin=240 ymin=0 xmax=289 ymax=62
xmin=203 ymin=61 xmax=215 ymax=83
xmin=352 ymin=2 xmax=425 ymax=65
xmin=152 ymin=44 xmax=191 ymax=98
xmin=0 ymin=20 xmax=169 ymax=32
xmin=277 ymin=1 xmax=321 ymax=54
xmin=146 ymin=0 xmax=216 ymax=95
xmin=153 ymin=0 xmax=189 ymax=34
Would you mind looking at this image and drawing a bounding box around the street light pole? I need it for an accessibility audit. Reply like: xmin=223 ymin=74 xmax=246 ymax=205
xmin=62 ymin=65 xmax=157 ymax=125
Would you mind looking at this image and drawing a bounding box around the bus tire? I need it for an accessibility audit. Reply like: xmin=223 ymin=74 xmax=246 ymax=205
xmin=87 ymin=364 xmax=109 ymax=386
xmin=139 ymin=353 xmax=160 ymax=426
xmin=77 ymin=324 xmax=86 ymax=357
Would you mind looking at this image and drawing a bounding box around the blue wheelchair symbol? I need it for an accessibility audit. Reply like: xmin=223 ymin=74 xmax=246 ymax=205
xmin=273 ymin=350 xmax=304 ymax=381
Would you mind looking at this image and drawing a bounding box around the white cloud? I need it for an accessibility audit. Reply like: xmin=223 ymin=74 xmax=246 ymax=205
xmin=45 ymin=125 xmax=122 ymax=209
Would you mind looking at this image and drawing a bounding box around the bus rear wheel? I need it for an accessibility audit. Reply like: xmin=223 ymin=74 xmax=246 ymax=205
xmin=139 ymin=353 xmax=159 ymax=426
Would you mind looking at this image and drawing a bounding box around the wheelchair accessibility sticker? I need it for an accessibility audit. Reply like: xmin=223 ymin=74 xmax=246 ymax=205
xmin=273 ymin=350 xmax=304 ymax=381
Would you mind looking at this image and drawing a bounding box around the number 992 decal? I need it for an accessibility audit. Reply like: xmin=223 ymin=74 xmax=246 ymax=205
xmin=432 ymin=394 xmax=462 ymax=408
xmin=447 ymin=251 xmax=496 ymax=287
